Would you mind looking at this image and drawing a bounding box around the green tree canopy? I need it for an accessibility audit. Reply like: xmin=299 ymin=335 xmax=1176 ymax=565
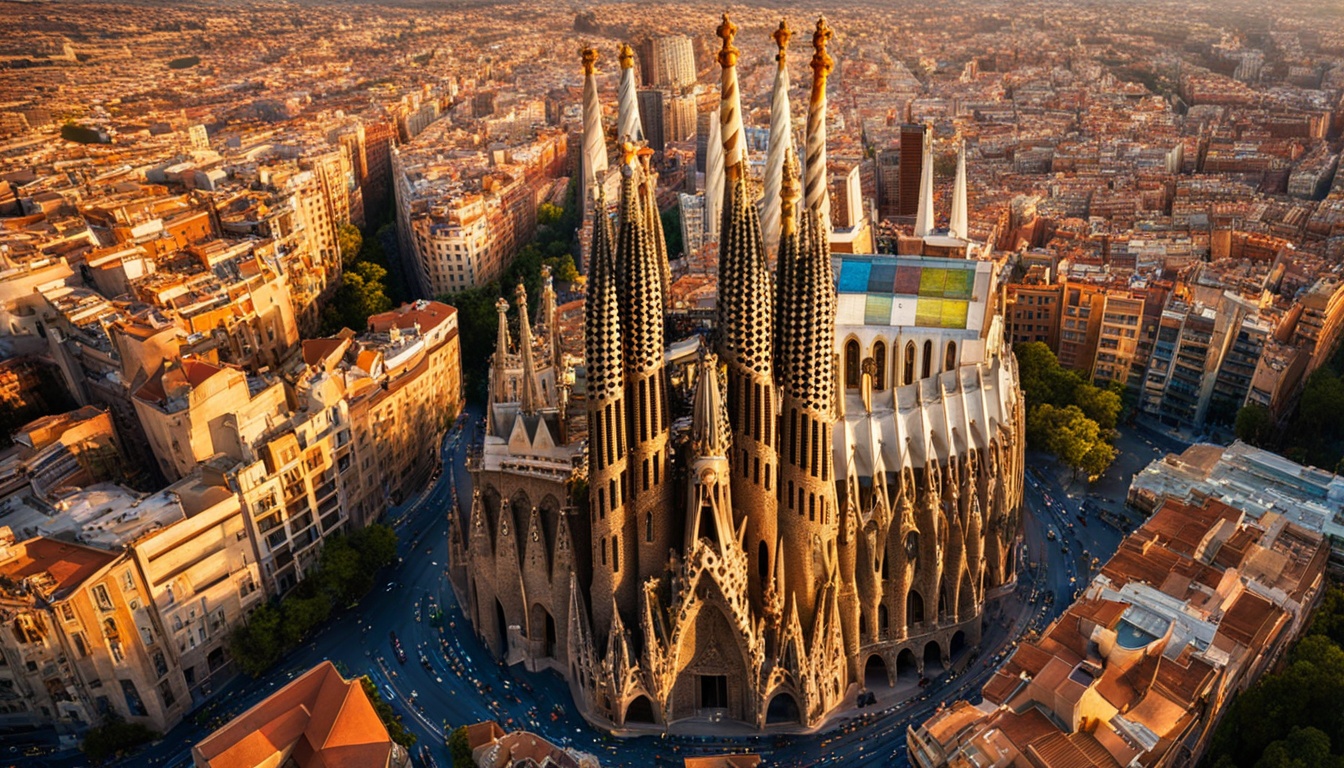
xmin=337 ymin=222 xmax=363 ymax=268
xmin=1235 ymin=404 xmax=1274 ymax=447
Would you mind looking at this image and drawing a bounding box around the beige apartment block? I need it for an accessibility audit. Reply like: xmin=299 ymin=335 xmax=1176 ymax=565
xmin=128 ymin=468 xmax=265 ymax=704
xmin=132 ymin=359 xmax=287 ymax=481
xmin=226 ymin=379 xmax=352 ymax=596
xmin=0 ymin=530 xmax=191 ymax=732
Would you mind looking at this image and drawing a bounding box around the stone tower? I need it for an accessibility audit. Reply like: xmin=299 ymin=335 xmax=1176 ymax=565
xmin=584 ymin=186 xmax=629 ymax=637
xmin=613 ymin=144 xmax=674 ymax=613
xmin=713 ymin=14 xmax=780 ymax=609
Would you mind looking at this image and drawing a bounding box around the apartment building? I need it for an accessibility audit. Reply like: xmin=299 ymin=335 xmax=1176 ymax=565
xmin=911 ymin=494 xmax=1328 ymax=768
xmin=0 ymin=530 xmax=191 ymax=732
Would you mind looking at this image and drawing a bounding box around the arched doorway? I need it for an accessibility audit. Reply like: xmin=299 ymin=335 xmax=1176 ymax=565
xmin=950 ymin=630 xmax=967 ymax=659
xmin=897 ymin=648 xmax=919 ymax=681
xmin=765 ymin=691 xmax=801 ymax=724
xmin=493 ymin=600 xmax=508 ymax=657
xmin=530 ymin=604 xmax=556 ymax=658
xmin=864 ymin=653 xmax=890 ymax=688
xmin=625 ymin=695 xmax=655 ymax=724
xmin=923 ymin=640 xmax=944 ymax=675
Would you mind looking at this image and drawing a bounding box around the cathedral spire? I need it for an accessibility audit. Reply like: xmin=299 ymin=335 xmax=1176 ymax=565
xmin=914 ymin=125 xmax=935 ymax=238
xmin=761 ymin=20 xmax=795 ymax=261
xmin=617 ymin=43 xmax=644 ymax=144
xmin=637 ymin=148 xmax=672 ymax=308
xmin=690 ymin=351 xmax=731 ymax=458
xmin=714 ymin=14 xmax=778 ymax=614
xmin=514 ymin=282 xmax=544 ymax=415
xmin=804 ymin=16 xmax=833 ymax=231
xmin=490 ymin=296 xmax=511 ymax=404
xmin=716 ymin=14 xmax=746 ymax=176
xmin=584 ymin=189 xmax=620 ymax=403
xmin=539 ymin=263 xmax=559 ymax=364
xmin=613 ymin=142 xmax=673 ymax=597
xmin=580 ymin=46 xmax=608 ymax=206
xmin=773 ymin=149 xmax=802 ymax=389
xmin=949 ymin=138 xmax=968 ymax=240
xmin=703 ymin=108 xmax=724 ymax=245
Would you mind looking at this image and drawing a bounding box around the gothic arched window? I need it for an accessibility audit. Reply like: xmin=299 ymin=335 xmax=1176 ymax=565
xmin=845 ymin=339 xmax=861 ymax=389
xmin=904 ymin=342 xmax=916 ymax=385
xmin=922 ymin=340 xmax=933 ymax=378
xmin=945 ymin=341 xmax=957 ymax=371
xmin=873 ymin=341 xmax=887 ymax=390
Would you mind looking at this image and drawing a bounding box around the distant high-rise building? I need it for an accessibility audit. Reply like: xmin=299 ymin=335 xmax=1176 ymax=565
xmin=898 ymin=123 xmax=924 ymax=216
xmin=636 ymin=35 xmax=696 ymax=88
xmin=876 ymin=148 xmax=901 ymax=220
xmin=637 ymin=89 xmax=666 ymax=151
xmin=665 ymin=92 xmax=697 ymax=144
xmin=472 ymin=91 xmax=496 ymax=118
xmin=695 ymin=108 xmax=715 ymax=175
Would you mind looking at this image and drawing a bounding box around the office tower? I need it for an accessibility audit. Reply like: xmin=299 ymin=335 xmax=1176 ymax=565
xmin=898 ymin=123 xmax=924 ymax=216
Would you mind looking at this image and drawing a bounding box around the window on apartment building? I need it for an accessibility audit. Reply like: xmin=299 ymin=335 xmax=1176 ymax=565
xmin=61 ymin=604 xmax=75 ymax=623
xmin=92 ymin=585 xmax=114 ymax=612
xmin=122 ymin=570 xmax=135 ymax=592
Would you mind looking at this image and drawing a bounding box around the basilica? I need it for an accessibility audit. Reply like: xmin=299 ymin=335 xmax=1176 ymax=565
xmin=447 ymin=15 xmax=1025 ymax=732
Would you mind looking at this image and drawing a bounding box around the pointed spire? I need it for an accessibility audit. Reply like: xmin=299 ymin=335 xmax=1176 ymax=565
xmin=514 ymin=283 xmax=544 ymax=414
xmin=914 ymin=125 xmax=935 ymax=238
xmin=491 ymin=296 xmax=511 ymax=404
xmin=540 ymin=263 xmax=559 ymax=363
xmin=716 ymin=14 xmax=746 ymax=175
xmin=583 ymin=187 xmax=622 ymax=403
xmin=703 ymin=108 xmax=724 ymax=244
xmin=804 ymin=16 xmax=833 ymax=230
xmin=761 ymin=20 xmax=795 ymax=260
xmin=616 ymin=43 xmax=644 ymax=145
xmin=637 ymin=149 xmax=672 ymax=308
xmin=774 ymin=149 xmax=802 ymax=387
xmin=690 ymin=350 xmax=730 ymax=457
xmin=614 ymin=142 xmax=666 ymax=377
xmin=949 ymin=138 xmax=968 ymax=240
xmin=580 ymin=46 xmax=608 ymax=205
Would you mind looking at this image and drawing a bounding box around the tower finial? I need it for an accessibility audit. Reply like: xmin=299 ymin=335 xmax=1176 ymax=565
xmin=620 ymin=140 xmax=639 ymax=170
xmin=618 ymin=42 xmax=635 ymax=70
xmin=773 ymin=20 xmax=792 ymax=61
xmin=581 ymin=45 xmax=599 ymax=76
xmin=810 ymin=16 xmax=834 ymax=81
xmin=716 ymin=13 xmax=739 ymax=68
xmin=781 ymin=149 xmax=800 ymax=237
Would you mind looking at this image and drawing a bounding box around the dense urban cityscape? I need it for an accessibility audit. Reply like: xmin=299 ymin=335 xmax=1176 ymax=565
xmin=1 ymin=0 xmax=1343 ymax=767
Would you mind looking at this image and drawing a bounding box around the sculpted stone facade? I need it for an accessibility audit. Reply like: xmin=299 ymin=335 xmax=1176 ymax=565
xmin=449 ymin=16 xmax=1024 ymax=733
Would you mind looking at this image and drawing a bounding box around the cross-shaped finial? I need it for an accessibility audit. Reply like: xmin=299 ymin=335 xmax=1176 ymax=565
xmin=620 ymin=140 xmax=639 ymax=168
xmin=716 ymin=13 xmax=739 ymax=68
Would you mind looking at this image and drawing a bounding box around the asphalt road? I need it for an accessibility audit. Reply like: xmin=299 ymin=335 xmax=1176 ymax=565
xmin=18 ymin=417 xmax=1169 ymax=768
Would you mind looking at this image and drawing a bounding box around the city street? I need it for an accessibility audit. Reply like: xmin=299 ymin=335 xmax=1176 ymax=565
xmin=19 ymin=420 xmax=1169 ymax=768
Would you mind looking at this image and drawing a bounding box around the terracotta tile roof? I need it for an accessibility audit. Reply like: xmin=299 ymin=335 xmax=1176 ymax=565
xmin=0 ymin=537 xmax=117 ymax=598
xmin=1217 ymin=591 xmax=1280 ymax=649
xmin=192 ymin=661 xmax=393 ymax=768
xmin=367 ymin=300 xmax=456 ymax=336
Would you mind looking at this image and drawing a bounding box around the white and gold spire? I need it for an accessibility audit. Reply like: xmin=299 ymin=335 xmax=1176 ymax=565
xmin=580 ymin=46 xmax=608 ymax=204
xmin=717 ymin=14 xmax=746 ymax=175
xmin=761 ymin=20 xmax=795 ymax=259
xmin=913 ymin=125 xmax=935 ymax=238
xmin=949 ymin=138 xmax=968 ymax=240
xmin=616 ymin=43 xmax=644 ymax=145
xmin=804 ymin=16 xmax=833 ymax=231
xmin=703 ymin=108 xmax=723 ymax=244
